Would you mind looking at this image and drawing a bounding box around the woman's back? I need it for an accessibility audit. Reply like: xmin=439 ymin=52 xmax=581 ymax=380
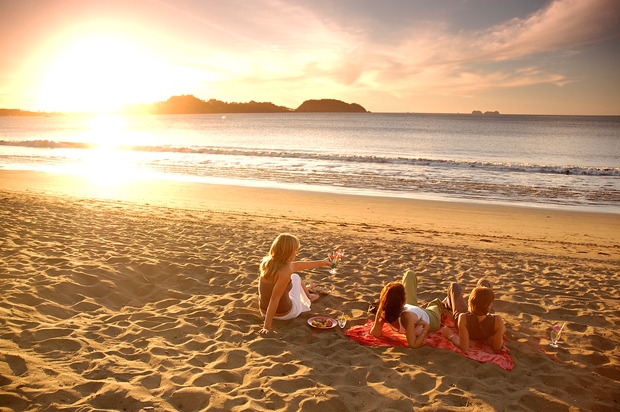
xmin=465 ymin=313 xmax=496 ymax=340
xmin=259 ymin=275 xmax=293 ymax=313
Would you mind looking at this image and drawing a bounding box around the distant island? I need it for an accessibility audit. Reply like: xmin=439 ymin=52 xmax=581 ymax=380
xmin=472 ymin=110 xmax=500 ymax=115
xmin=0 ymin=95 xmax=368 ymax=116
xmin=295 ymin=99 xmax=367 ymax=113
xmin=0 ymin=109 xmax=64 ymax=117
xmin=125 ymin=95 xmax=368 ymax=114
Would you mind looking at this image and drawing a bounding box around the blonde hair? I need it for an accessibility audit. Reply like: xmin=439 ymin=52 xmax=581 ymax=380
xmin=260 ymin=233 xmax=300 ymax=281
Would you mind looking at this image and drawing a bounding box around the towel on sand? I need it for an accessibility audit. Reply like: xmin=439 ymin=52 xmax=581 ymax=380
xmin=345 ymin=314 xmax=514 ymax=371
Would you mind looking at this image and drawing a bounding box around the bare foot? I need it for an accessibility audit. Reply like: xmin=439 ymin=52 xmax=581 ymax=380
xmin=309 ymin=293 xmax=320 ymax=302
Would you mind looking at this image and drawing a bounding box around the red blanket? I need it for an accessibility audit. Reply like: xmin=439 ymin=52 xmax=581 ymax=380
xmin=345 ymin=314 xmax=514 ymax=371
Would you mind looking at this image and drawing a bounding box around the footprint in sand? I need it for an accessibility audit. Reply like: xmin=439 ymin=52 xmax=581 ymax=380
xmin=34 ymin=338 xmax=82 ymax=354
xmin=33 ymin=327 xmax=73 ymax=341
xmin=4 ymin=354 xmax=27 ymax=376
xmin=192 ymin=370 xmax=243 ymax=387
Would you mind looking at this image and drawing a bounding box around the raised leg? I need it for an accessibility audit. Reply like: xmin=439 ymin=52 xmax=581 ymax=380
xmin=444 ymin=282 xmax=468 ymax=317
xmin=402 ymin=270 xmax=419 ymax=306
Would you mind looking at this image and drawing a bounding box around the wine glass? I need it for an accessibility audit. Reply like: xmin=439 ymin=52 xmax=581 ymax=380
xmin=329 ymin=260 xmax=339 ymax=275
xmin=328 ymin=250 xmax=343 ymax=275
xmin=337 ymin=313 xmax=348 ymax=328
xmin=549 ymin=323 xmax=565 ymax=347
xmin=549 ymin=329 xmax=560 ymax=347
xmin=367 ymin=304 xmax=376 ymax=316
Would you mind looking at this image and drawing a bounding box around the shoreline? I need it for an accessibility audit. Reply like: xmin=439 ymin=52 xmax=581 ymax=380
xmin=1 ymin=169 xmax=618 ymax=261
xmin=1 ymin=159 xmax=618 ymax=216
xmin=1 ymin=169 xmax=619 ymax=410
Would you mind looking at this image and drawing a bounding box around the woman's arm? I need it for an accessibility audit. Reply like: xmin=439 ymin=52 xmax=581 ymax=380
xmin=402 ymin=312 xmax=429 ymax=349
xmin=259 ymin=270 xmax=292 ymax=334
xmin=442 ymin=313 xmax=470 ymax=351
xmin=370 ymin=311 xmax=384 ymax=338
xmin=291 ymin=259 xmax=331 ymax=272
xmin=491 ymin=314 xmax=505 ymax=352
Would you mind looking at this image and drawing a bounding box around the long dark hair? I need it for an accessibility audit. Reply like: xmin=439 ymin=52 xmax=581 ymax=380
xmin=378 ymin=282 xmax=406 ymax=323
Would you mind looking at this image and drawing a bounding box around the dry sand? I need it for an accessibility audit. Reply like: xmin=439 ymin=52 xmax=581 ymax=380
xmin=0 ymin=170 xmax=618 ymax=411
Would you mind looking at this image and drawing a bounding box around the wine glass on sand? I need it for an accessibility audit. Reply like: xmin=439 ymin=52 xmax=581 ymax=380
xmin=550 ymin=323 xmax=566 ymax=348
xmin=337 ymin=313 xmax=349 ymax=328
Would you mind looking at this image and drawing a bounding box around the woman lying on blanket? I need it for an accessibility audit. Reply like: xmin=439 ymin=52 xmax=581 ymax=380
xmin=370 ymin=270 xmax=444 ymax=348
xmin=258 ymin=233 xmax=331 ymax=334
xmin=441 ymin=279 xmax=506 ymax=352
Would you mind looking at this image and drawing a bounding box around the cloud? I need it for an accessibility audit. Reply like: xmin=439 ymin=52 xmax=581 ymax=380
xmin=192 ymin=0 xmax=618 ymax=101
xmin=472 ymin=0 xmax=620 ymax=61
xmin=332 ymin=0 xmax=620 ymax=97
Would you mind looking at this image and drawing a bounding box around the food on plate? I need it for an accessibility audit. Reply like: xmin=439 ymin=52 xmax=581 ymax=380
xmin=311 ymin=318 xmax=334 ymax=328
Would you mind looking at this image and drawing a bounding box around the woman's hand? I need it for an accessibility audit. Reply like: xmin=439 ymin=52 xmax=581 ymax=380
xmin=442 ymin=326 xmax=462 ymax=349
xmin=369 ymin=311 xmax=383 ymax=338
xmin=258 ymin=327 xmax=270 ymax=335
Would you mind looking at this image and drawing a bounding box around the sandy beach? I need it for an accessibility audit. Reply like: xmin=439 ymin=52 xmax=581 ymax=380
xmin=0 ymin=170 xmax=618 ymax=411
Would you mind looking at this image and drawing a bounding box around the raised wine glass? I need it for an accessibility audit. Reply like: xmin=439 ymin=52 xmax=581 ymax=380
xmin=328 ymin=250 xmax=343 ymax=275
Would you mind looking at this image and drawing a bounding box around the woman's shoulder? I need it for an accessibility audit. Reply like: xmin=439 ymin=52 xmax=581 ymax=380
xmin=492 ymin=313 xmax=503 ymax=325
xmin=400 ymin=310 xmax=417 ymax=325
xmin=275 ymin=264 xmax=294 ymax=279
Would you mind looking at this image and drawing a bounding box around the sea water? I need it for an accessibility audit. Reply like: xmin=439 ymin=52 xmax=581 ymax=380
xmin=0 ymin=113 xmax=618 ymax=213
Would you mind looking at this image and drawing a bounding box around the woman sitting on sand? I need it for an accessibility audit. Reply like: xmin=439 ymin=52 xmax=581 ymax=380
xmin=258 ymin=233 xmax=331 ymax=334
xmin=370 ymin=270 xmax=443 ymax=348
xmin=441 ymin=279 xmax=505 ymax=352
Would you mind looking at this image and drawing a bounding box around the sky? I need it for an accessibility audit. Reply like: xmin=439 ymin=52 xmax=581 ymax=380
xmin=1 ymin=0 xmax=619 ymax=115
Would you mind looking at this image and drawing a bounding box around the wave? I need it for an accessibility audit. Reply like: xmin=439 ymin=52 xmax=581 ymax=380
xmin=2 ymin=139 xmax=619 ymax=177
xmin=0 ymin=140 xmax=97 ymax=149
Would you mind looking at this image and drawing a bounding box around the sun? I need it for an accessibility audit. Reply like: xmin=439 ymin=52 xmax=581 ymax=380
xmin=38 ymin=37 xmax=174 ymax=113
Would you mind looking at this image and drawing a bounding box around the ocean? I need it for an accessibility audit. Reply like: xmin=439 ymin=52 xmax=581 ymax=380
xmin=1 ymin=113 xmax=619 ymax=213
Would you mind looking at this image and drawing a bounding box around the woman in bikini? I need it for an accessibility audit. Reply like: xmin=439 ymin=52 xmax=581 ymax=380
xmin=441 ymin=279 xmax=505 ymax=352
xmin=370 ymin=270 xmax=443 ymax=348
xmin=258 ymin=233 xmax=331 ymax=334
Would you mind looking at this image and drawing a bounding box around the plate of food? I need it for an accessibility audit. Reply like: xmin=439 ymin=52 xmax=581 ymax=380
xmin=308 ymin=316 xmax=337 ymax=329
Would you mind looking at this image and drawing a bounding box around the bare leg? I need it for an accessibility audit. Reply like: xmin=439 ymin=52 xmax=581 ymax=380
xmin=443 ymin=282 xmax=468 ymax=317
xmin=402 ymin=270 xmax=419 ymax=306
xmin=302 ymin=282 xmax=319 ymax=302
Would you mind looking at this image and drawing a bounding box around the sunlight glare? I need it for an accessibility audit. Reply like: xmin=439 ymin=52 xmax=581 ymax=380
xmin=88 ymin=115 xmax=127 ymax=149
xmin=75 ymin=114 xmax=140 ymax=186
xmin=38 ymin=37 xmax=178 ymax=113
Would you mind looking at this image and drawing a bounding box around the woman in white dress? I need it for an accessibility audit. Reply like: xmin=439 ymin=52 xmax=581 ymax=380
xmin=258 ymin=233 xmax=331 ymax=333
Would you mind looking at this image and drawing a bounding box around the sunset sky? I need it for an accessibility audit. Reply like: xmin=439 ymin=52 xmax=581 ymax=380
xmin=1 ymin=0 xmax=619 ymax=115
